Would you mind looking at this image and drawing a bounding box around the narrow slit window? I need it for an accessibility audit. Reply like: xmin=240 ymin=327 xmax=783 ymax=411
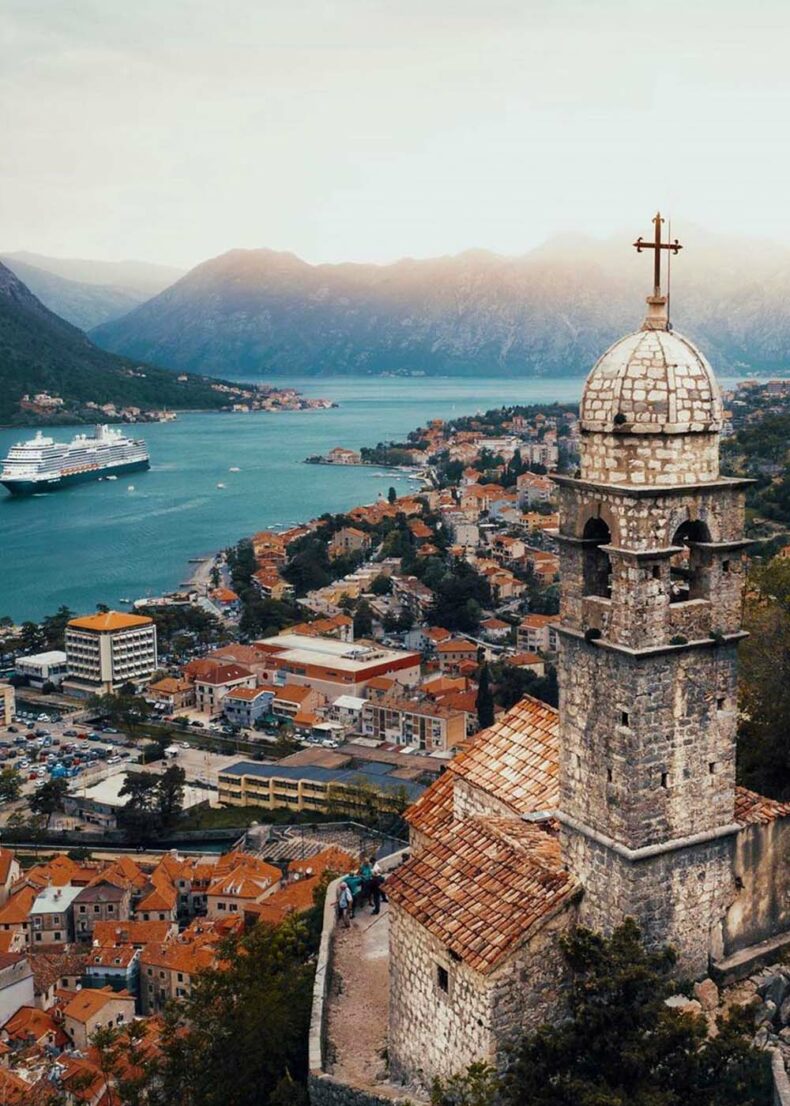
xmin=652 ymin=565 xmax=661 ymax=579
xmin=722 ymin=560 xmax=731 ymax=573
xmin=709 ymin=762 xmax=716 ymax=775
xmin=717 ymin=697 xmax=725 ymax=710
xmin=436 ymin=965 xmax=449 ymax=993
xmin=621 ymin=711 xmax=629 ymax=726
xmin=660 ymin=772 xmax=669 ymax=789
xmin=606 ymin=767 xmax=613 ymax=783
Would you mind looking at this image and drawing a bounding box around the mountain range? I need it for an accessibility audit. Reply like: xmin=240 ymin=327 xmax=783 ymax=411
xmin=0 ymin=252 xmax=184 ymax=331
xmin=0 ymin=262 xmax=237 ymax=425
xmin=84 ymin=228 xmax=790 ymax=379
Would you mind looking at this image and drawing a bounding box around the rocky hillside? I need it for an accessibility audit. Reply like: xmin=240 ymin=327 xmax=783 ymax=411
xmin=89 ymin=229 xmax=790 ymax=378
xmin=0 ymin=263 xmax=239 ymax=425
xmin=1 ymin=252 xmax=183 ymax=330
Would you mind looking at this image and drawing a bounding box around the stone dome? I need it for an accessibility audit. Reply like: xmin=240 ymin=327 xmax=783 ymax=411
xmin=580 ymin=328 xmax=722 ymax=435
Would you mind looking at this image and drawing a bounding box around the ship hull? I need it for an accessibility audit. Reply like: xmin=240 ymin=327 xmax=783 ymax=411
xmin=1 ymin=458 xmax=150 ymax=497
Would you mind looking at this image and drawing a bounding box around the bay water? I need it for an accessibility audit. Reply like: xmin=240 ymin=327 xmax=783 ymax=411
xmin=0 ymin=374 xmax=743 ymax=622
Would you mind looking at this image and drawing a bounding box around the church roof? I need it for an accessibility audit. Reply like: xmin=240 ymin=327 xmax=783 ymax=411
xmin=405 ymin=767 xmax=455 ymax=839
xmin=451 ymin=695 xmax=558 ymax=815
xmin=387 ymin=816 xmax=578 ymax=974
xmin=580 ymin=328 xmax=722 ymax=435
xmin=734 ymin=786 xmax=790 ymax=826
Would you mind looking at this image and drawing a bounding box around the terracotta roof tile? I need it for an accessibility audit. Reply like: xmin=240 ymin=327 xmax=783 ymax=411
xmin=63 ymin=986 xmax=133 ymax=1024
xmin=387 ymin=816 xmax=578 ymax=973
xmin=405 ymin=768 xmax=455 ymax=841
xmin=734 ymin=786 xmax=790 ymax=826
xmin=451 ymin=695 xmax=558 ymax=815
xmin=0 ymin=884 xmax=37 ymax=925
xmin=93 ymin=919 xmax=175 ymax=947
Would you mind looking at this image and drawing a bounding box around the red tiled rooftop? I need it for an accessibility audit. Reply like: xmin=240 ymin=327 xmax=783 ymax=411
xmin=387 ymin=816 xmax=578 ymax=974
xmin=451 ymin=695 xmax=558 ymax=816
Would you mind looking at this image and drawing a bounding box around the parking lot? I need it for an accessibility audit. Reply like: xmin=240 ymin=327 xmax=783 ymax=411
xmin=0 ymin=706 xmax=140 ymax=797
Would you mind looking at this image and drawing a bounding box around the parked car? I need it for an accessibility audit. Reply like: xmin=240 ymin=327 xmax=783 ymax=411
xmin=7 ymin=726 xmax=17 ymax=734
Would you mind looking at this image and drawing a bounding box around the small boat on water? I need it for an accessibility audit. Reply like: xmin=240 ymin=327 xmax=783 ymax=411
xmin=106 ymin=475 xmax=118 ymax=481
xmin=127 ymin=485 xmax=135 ymax=491
xmin=216 ymin=482 xmax=226 ymax=489
xmin=229 ymin=466 xmax=240 ymax=473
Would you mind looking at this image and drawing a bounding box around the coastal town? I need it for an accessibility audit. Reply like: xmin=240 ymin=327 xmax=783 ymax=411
xmin=0 ymin=375 xmax=787 ymax=1102
xmin=13 ymin=383 xmax=336 ymax=426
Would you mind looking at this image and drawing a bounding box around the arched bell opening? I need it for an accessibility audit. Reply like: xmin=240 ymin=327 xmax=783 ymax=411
xmin=582 ymin=517 xmax=613 ymax=599
xmin=669 ymin=520 xmax=712 ymax=603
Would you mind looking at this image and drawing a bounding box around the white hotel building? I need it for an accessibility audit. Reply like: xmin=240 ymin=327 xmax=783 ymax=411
xmin=64 ymin=611 xmax=158 ymax=696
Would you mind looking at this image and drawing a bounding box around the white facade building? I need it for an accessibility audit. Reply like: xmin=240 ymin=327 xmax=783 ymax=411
xmin=15 ymin=649 xmax=68 ymax=688
xmin=64 ymin=611 xmax=158 ymax=695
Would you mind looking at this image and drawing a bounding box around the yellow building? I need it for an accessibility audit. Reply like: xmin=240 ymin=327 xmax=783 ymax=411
xmin=217 ymin=761 xmax=422 ymax=816
xmin=0 ymin=683 xmax=15 ymax=729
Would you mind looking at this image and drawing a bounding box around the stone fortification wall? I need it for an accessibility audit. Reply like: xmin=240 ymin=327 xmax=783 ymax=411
xmin=561 ymin=826 xmax=735 ymax=977
xmin=724 ymin=817 xmax=790 ymax=959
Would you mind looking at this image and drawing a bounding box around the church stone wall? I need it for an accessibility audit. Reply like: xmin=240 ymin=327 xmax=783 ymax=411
xmin=562 ymin=828 xmax=735 ymax=977
xmin=389 ymin=904 xmax=493 ymax=1086
xmin=452 ymin=777 xmax=515 ymax=822
xmin=559 ymin=635 xmax=737 ymax=849
xmin=580 ymin=430 xmax=720 ymax=486
xmin=388 ymin=901 xmax=578 ymax=1089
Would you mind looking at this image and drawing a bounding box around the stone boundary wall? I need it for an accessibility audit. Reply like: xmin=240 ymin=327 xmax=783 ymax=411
xmin=774 ymin=1050 xmax=790 ymax=1106
xmin=309 ymin=850 xmax=412 ymax=1106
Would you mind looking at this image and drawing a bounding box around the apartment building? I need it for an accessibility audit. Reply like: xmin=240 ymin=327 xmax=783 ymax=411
xmin=188 ymin=662 xmax=256 ymax=718
xmin=328 ymin=526 xmax=371 ymax=559
xmin=29 ymin=886 xmax=82 ymax=946
xmin=517 ymin=614 xmax=559 ymax=653
xmin=0 ymin=684 xmax=14 ymax=729
xmin=73 ymin=880 xmax=132 ymax=941
xmin=361 ymin=695 xmax=466 ymax=751
xmin=436 ymin=638 xmax=479 ymax=673
xmin=222 ymin=686 xmax=274 ymax=729
xmin=64 ymin=611 xmax=158 ymax=695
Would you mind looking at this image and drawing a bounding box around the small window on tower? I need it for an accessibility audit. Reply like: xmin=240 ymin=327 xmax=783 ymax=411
xmin=652 ymin=565 xmax=661 ymax=580
xmin=660 ymin=772 xmax=669 ymax=789
xmin=717 ymin=697 xmax=725 ymax=710
xmin=722 ymin=560 xmax=731 ymax=574
xmin=606 ymin=767 xmax=613 ymax=783
xmin=709 ymin=762 xmax=716 ymax=775
xmin=621 ymin=711 xmax=629 ymax=727
xmin=436 ymin=965 xmax=449 ymax=993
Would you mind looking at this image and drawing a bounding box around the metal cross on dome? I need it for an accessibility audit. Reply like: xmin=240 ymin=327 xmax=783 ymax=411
xmin=633 ymin=212 xmax=682 ymax=297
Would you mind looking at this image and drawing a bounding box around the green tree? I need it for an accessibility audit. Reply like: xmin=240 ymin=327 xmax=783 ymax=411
xmin=0 ymin=766 xmax=21 ymax=803
xmin=475 ymin=664 xmax=495 ymax=729
xmin=157 ymin=765 xmax=186 ymax=827
xmin=151 ymin=917 xmax=315 ymax=1106
xmin=370 ymin=574 xmax=392 ymax=596
xmin=20 ymin=620 xmax=45 ymax=652
xmin=353 ymin=600 xmax=374 ymax=639
xmin=738 ymin=555 xmax=790 ymax=798
xmin=388 ymin=485 xmax=397 ymax=504
xmin=41 ymin=605 xmax=74 ymax=648
xmin=499 ymin=920 xmax=770 ymax=1106
xmin=118 ymin=771 xmax=160 ymax=842
xmin=29 ymin=777 xmax=69 ymax=827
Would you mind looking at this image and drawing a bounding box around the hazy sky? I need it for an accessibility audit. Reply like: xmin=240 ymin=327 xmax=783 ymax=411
xmin=4 ymin=0 xmax=790 ymax=269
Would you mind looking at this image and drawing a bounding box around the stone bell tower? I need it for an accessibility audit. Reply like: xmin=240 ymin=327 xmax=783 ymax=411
xmin=555 ymin=215 xmax=750 ymax=975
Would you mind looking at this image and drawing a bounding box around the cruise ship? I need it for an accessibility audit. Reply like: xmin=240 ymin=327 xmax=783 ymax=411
xmin=0 ymin=425 xmax=150 ymax=496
